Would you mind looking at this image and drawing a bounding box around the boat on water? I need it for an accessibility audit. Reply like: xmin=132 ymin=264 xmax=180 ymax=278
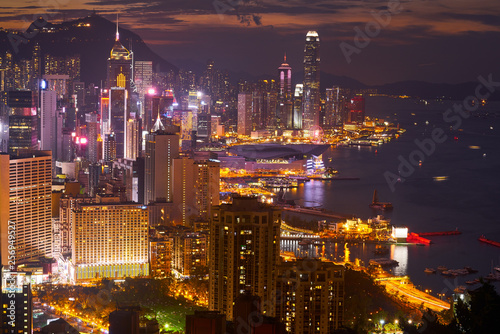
xmin=424 ymin=268 xmax=436 ymax=274
xmin=465 ymin=266 xmax=479 ymax=274
xmin=441 ymin=270 xmax=458 ymax=277
xmin=369 ymin=258 xmax=399 ymax=267
xmin=369 ymin=190 xmax=393 ymax=211
xmin=437 ymin=266 xmax=448 ymax=272
xmin=494 ymin=266 xmax=500 ymax=273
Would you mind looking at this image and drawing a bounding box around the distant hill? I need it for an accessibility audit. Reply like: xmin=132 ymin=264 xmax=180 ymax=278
xmin=0 ymin=14 xmax=177 ymax=85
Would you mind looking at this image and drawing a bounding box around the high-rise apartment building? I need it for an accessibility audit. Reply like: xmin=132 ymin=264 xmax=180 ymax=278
xmin=209 ymin=197 xmax=281 ymax=320
xmin=0 ymin=151 xmax=52 ymax=266
xmin=71 ymin=202 xmax=149 ymax=281
xmin=237 ymin=93 xmax=252 ymax=136
xmin=172 ymin=232 xmax=207 ymax=277
xmin=302 ymin=31 xmax=320 ymax=131
xmin=144 ymin=126 xmax=179 ymax=204
xmin=172 ymin=158 xmax=220 ymax=226
xmin=150 ymin=237 xmax=173 ymax=278
xmin=276 ymin=259 xmax=345 ymax=334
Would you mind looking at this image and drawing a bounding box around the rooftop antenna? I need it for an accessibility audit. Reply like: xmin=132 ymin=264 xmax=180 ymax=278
xmin=116 ymin=14 xmax=119 ymax=41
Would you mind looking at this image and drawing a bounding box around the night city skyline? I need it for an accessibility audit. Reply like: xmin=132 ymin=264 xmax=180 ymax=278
xmin=1 ymin=0 xmax=500 ymax=85
xmin=1 ymin=1 xmax=500 ymax=333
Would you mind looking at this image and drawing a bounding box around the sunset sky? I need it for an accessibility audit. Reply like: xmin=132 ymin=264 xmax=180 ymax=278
xmin=1 ymin=0 xmax=500 ymax=85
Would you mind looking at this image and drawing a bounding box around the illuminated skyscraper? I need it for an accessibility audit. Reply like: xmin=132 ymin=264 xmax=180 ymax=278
xmin=108 ymin=87 xmax=128 ymax=158
xmin=237 ymin=93 xmax=252 ymax=136
xmin=7 ymin=91 xmax=38 ymax=154
xmin=134 ymin=60 xmax=153 ymax=117
xmin=209 ymin=197 xmax=281 ymax=320
xmin=348 ymin=96 xmax=365 ymax=124
xmin=293 ymin=84 xmax=303 ymax=129
xmin=107 ymin=17 xmax=132 ymax=90
xmin=126 ymin=118 xmax=140 ymax=160
xmin=0 ymin=151 xmax=52 ymax=266
xmin=302 ymin=31 xmax=320 ymax=130
xmin=40 ymin=90 xmax=57 ymax=157
xmin=278 ymin=54 xmax=293 ymax=128
xmin=85 ymin=112 xmax=100 ymax=163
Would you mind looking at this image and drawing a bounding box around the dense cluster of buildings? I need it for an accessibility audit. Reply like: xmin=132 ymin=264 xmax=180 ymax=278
xmin=0 ymin=18 xmax=348 ymax=334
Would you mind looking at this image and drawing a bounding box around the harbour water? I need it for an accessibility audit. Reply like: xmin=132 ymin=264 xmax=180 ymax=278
xmin=281 ymin=96 xmax=500 ymax=295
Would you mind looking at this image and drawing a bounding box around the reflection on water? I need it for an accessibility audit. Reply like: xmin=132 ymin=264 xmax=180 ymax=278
xmin=391 ymin=245 xmax=408 ymax=276
xmin=281 ymin=239 xmax=409 ymax=277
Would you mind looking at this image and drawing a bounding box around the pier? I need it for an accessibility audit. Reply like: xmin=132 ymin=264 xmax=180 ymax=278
xmin=282 ymin=206 xmax=353 ymax=220
xmin=479 ymin=235 xmax=500 ymax=247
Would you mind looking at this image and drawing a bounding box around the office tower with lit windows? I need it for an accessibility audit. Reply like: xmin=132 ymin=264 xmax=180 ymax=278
xmin=348 ymin=96 xmax=365 ymax=124
xmin=40 ymin=90 xmax=57 ymax=156
xmin=209 ymin=197 xmax=281 ymax=320
xmin=324 ymin=88 xmax=336 ymax=129
xmin=302 ymin=31 xmax=320 ymax=130
xmin=293 ymin=84 xmax=303 ymax=129
xmin=0 ymin=150 xmax=52 ymax=266
xmin=107 ymin=87 xmax=128 ymax=158
xmin=7 ymin=91 xmax=38 ymax=154
xmin=144 ymin=123 xmax=180 ymax=205
xmin=126 ymin=118 xmax=140 ymax=160
xmin=107 ymin=20 xmax=132 ymax=91
xmin=276 ymin=259 xmax=344 ymax=334
xmin=237 ymin=92 xmax=252 ymax=136
xmin=278 ymin=54 xmax=293 ymax=128
xmin=134 ymin=60 xmax=153 ymax=115
xmin=104 ymin=133 xmax=117 ymax=162
xmin=172 ymin=158 xmax=220 ymax=226
xmin=71 ymin=202 xmax=149 ymax=281
xmin=85 ymin=112 xmax=100 ymax=163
